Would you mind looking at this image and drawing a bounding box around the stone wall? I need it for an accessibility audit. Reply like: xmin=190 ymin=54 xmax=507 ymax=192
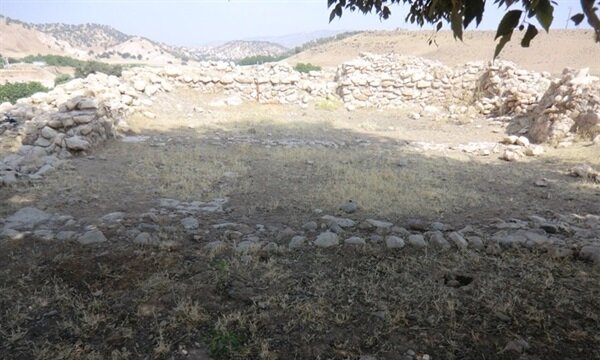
xmin=1 ymin=53 xmax=599 ymax=186
xmin=529 ymin=68 xmax=600 ymax=143
xmin=335 ymin=54 xmax=479 ymax=110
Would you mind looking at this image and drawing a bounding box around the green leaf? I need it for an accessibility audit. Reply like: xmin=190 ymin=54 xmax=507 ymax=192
xmin=451 ymin=1 xmax=463 ymax=41
xmin=436 ymin=21 xmax=443 ymax=32
xmin=495 ymin=10 xmax=522 ymax=40
xmin=521 ymin=24 xmax=538 ymax=47
xmin=494 ymin=31 xmax=513 ymax=59
xmin=571 ymin=13 xmax=585 ymax=26
xmin=535 ymin=0 xmax=554 ymax=32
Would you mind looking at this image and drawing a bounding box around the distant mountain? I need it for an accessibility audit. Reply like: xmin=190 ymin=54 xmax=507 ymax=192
xmin=246 ymin=30 xmax=347 ymax=48
xmin=0 ymin=15 xmax=354 ymax=64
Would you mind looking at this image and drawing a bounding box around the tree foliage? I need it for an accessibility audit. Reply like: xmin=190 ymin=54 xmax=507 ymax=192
xmin=327 ymin=0 xmax=600 ymax=58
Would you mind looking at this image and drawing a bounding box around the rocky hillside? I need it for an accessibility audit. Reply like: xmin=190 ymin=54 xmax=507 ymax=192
xmin=1 ymin=15 xmax=293 ymax=63
xmin=32 ymin=22 xmax=131 ymax=50
xmin=184 ymin=40 xmax=288 ymax=61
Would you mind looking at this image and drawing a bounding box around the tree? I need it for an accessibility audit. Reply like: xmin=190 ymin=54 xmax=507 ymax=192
xmin=328 ymin=0 xmax=600 ymax=58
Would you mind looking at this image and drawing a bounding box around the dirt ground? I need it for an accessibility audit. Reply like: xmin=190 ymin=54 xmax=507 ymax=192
xmin=1 ymin=89 xmax=599 ymax=359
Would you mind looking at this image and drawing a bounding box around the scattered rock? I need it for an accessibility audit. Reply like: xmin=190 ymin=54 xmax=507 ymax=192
xmin=345 ymin=236 xmax=366 ymax=245
xmin=77 ymin=229 xmax=107 ymax=245
xmin=579 ymin=245 xmax=600 ymax=265
xmin=339 ymin=200 xmax=358 ymax=214
xmin=407 ymin=234 xmax=427 ymax=248
xmin=367 ymin=219 xmax=394 ymax=229
xmin=181 ymin=217 xmax=199 ymax=230
xmin=4 ymin=207 xmax=51 ymax=230
xmin=428 ymin=231 xmax=451 ymax=249
xmin=289 ymin=235 xmax=306 ymax=249
xmin=314 ymin=231 xmax=339 ymax=248
xmin=385 ymin=235 xmax=405 ymax=249
xmin=302 ymin=221 xmax=318 ymax=232
xmin=321 ymin=215 xmax=355 ymax=228
xmin=448 ymin=231 xmax=468 ymax=249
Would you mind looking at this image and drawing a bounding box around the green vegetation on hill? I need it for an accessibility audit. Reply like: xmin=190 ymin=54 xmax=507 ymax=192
xmin=54 ymin=74 xmax=73 ymax=86
xmin=236 ymin=54 xmax=288 ymax=66
xmin=291 ymin=31 xmax=363 ymax=54
xmin=0 ymin=82 xmax=49 ymax=104
xmin=294 ymin=62 xmax=322 ymax=73
xmin=74 ymin=61 xmax=122 ymax=77
xmin=8 ymin=55 xmax=123 ymax=78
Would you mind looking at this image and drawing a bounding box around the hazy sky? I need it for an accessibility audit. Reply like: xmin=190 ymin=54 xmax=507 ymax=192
xmin=0 ymin=0 xmax=586 ymax=46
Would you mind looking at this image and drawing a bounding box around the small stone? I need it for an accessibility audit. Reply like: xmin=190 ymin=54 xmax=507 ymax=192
xmin=55 ymin=231 xmax=77 ymax=241
xmin=289 ymin=235 xmax=306 ymax=249
xmin=430 ymin=222 xmax=450 ymax=231
xmin=428 ymin=231 xmax=451 ymax=249
xmin=486 ymin=243 xmax=502 ymax=255
xmin=465 ymin=236 xmax=484 ymax=250
xmin=65 ymin=136 xmax=90 ymax=151
xmin=345 ymin=236 xmax=366 ymax=245
xmin=4 ymin=207 xmax=51 ymax=230
xmin=314 ymin=231 xmax=339 ymax=248
xmin=181 ymin=217 xmax=199 ymax=230
xmin=367 ymin=219 xmax=394 ymax=229
xmin=1 ymin=228 xmax=25 ymax=240
xmin=78 ymin=229 xmax=107 ymax=245
xmin=579 ymin=245 xmax=600 ymax=265
xmin=33 ymin=229 xmax=54 ymax=241
xmin=321 ymin=215 xmax=355 ymax=228
xmin=339 ymin=200 xmax=358 ymax=214
xmin=133 ymin=232 xmax=157 ymax=245
xmin=101 ymin=212 xmax=125 ymax=223
xmin=302 ymin=221 xmax=318 ymax=232
xmin=370 ymin=234 xmax=383 ymax=243
xmin=407 ymin=219 xmax=428 ymax=231
xmin=515 ymin=136 xmax=530 ymax=147
xmin=547 ymin=247 xmax=573 ymax=259
xmin=501 ymin=149 xmax=521 ymax=162
xmin=385 ymin=235 xmax=405 ymax=249
xmin=448 ymin=231 xmax=468 ymax=249
xmin=407 ymin=234 xmax=427 ymax=248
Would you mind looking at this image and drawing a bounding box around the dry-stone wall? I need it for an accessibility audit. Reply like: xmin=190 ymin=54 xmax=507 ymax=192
xmin=335 ymin=54 xmax=480 ymax=110
xmin=528 ymin=68 xmax=600 ymax=143
xmin=1 ymin=53 xmax=599 ymax=186
xmin=473 ymin=62 xmax=552 ymax=116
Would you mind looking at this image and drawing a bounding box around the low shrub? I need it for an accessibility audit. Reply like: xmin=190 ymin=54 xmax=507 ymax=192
xmin=294 ymin=62 xmax=322 ymax=73
xmin=54 ymin=74 xmax=73 ymax=86
xmin=0 ymin=82 xmax=49 ymax=104
xmin=75 ymin=61 xmax=122 ymax=78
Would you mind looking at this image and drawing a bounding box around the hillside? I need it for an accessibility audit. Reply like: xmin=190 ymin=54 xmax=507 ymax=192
xmin=287 ymin=29 xmax=600 ymax=75
xmin=32 ymin=22 xmax=131 ymax=51
xmin=0 ymin=17 xmax=88 ymax=59
xmin=188 ymin=40 xmax=288 ymax=61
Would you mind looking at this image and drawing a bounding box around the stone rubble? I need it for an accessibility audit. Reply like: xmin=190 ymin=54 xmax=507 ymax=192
xmin=1 ymin=53 xmax=599 ymax=186
xmin=2 ymin=200 xmax=598 ymax=267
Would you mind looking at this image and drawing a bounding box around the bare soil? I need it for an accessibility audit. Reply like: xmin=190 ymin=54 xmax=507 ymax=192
xmin=1 ymin=89 xmax=599 ymax=359
xmin=288 ymin=30 xmax=600 ymax=75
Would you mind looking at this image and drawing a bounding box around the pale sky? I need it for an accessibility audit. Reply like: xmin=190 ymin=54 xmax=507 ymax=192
xmin=0 ymin=0 xmax=586 ymax=46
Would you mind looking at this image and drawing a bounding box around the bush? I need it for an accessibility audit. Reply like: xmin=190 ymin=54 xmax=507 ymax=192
xmin=294 ymin=62 xmax=322 ymax=73
xmin=0 ymin=82 xmax=49 ymax=104
xmin=54 ymin=74 xmax=73 ymax=86
xmin=75 ymin=61 xmax=122 ymax=78
xmin=237 ymin=54 xmax=287 ymax=66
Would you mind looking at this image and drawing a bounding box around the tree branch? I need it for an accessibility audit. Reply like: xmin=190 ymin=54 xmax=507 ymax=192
xmin=581 ymin=0 xmax=600 ymax=42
